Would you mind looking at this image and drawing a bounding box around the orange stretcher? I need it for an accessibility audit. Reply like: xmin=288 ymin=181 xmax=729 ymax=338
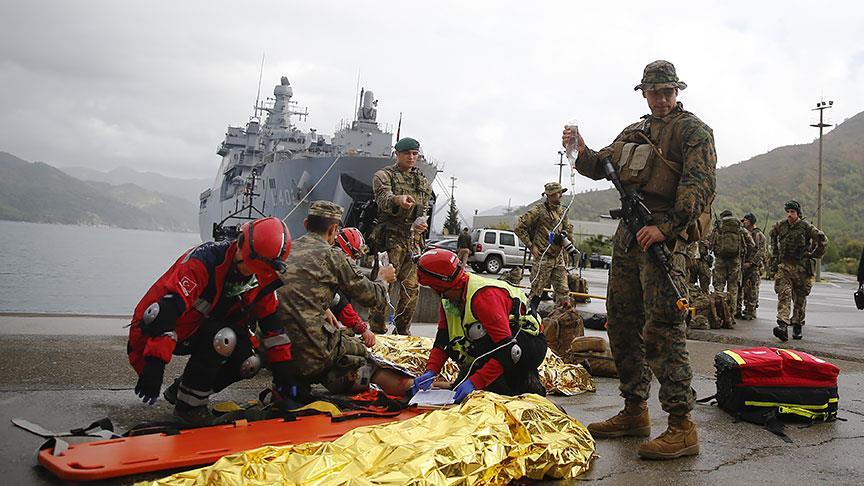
xmin=38 ymin=409 xmax=424 ymax=481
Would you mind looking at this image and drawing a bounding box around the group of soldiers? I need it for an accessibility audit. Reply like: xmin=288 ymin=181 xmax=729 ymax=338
xmin=126 ymin=60 xmax=830 ymax=464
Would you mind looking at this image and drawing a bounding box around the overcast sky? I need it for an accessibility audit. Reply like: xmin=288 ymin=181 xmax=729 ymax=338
xmin=1 ymin=1 xmax=862 ymax=225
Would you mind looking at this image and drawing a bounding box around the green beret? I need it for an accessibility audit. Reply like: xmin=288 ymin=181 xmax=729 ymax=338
xmin=743 ymin=213 xmax=757 ymax=224
xmin=308 ymin=200 xmax=343 ymax=220
xmin=394 ymin=137 xmax=420 ymax=152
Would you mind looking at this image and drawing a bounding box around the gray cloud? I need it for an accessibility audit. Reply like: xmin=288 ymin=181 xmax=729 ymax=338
xmin=1 ymin=0 xmax=862 ymax=225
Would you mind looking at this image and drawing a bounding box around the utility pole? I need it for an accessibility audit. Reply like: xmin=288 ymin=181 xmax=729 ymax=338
xmin=556 ymin=151 xmax=566 ymax=184
xmin=810 ymin=99 xmax=832 ymax=281
xmin=449 ymin=176 xmax=457 ymax=201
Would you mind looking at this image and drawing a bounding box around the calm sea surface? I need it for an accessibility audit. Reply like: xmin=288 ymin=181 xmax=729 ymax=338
xmin=0 ymin=221 xmax=201 ymax=315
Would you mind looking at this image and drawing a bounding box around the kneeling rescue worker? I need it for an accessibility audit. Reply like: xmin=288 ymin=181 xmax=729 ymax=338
xmin=127 ymin=217 xmax=292 ymax=425
xmin=412 ymin=249 xmax=548 ymax=403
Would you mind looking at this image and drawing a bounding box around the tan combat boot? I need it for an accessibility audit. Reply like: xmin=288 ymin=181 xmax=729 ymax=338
xmin=587 ymin=400 xmax=651 ymax=438
xmin=637 ymin=413 xmax=699 ymax=460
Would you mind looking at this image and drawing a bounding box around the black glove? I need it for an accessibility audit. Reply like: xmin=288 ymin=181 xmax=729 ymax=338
xmin=270 ymin=362 xmax=296 ymax=397
xmin=135 ymin=357 xmax=166 ymax=405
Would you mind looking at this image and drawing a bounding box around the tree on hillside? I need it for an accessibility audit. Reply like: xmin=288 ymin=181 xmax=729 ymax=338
xmin=445 ymin=198 xmax=461 ymax=235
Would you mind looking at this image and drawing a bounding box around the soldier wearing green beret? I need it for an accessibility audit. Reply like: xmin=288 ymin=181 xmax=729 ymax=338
xmin=368 ymin=137 xmax=433 ymax=335
xmin=563 ymin=60 xmax=716 ymax=460
xmin=271 ymin=201 xmax=396 ymax=399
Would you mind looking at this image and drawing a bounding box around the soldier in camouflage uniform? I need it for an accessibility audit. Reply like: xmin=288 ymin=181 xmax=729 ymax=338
xmin=738 ymin=213 xmax=766 ymax=320
xmin=514 ymin=182 xmax=575 ymax=312
xmin=272 ymin=201 xmax=396 ymax=399
xmin=688 ymin=238 xmax=712 ymax=293
xmin=368 ymin=137 xmax=433 ymax=335
xmin=564 ymin=60 xmax=715 ymax=460
xmin=769 ymin=200 xmax=827 ymax=341
xmin=709 ymin=209 xmax=755 ymax=321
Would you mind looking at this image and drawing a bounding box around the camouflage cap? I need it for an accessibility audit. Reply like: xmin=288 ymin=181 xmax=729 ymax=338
xmin=308 ymin=200 xmax=344 ymax=220
xmin=719 ymin=209 xmax=734 ymax=218
xmin=634 ymin=60 xmax=688 ymax=91
xmin=542 ymin=182 xmax=568 ymax=196
xmin=394 ymin=137 xmax=420 ymax=152
xmin=742 ymin=212 xmax=757 ymax=224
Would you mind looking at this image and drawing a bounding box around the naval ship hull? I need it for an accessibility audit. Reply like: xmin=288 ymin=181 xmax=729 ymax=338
xmin=198 ymin=155 xmax=437 ymax=242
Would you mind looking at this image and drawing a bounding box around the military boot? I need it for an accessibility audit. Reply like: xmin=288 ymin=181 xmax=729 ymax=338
xmin=773 ymin=319 xmax=788 ymax=342
xmin=587 ymin=400 xmax=651 ymax=438
xmin=637 ymin=413 xmax=699 ymax=460
xmin=173 ymin=404 xmax=220 ymax=427
xmin=162 ymin=377 xmax=180 ymax=405
xmin=792 ymin=324 xmax=803 ymax=340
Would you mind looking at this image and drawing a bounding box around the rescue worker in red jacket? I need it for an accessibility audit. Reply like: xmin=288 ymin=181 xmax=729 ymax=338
xmin=411 ymin=249 xmax=548 ymax=403
xmin=128 ymin=217 xmax=292 ymax=424
xmin=330 ymin=227 xmax=376 ymax=348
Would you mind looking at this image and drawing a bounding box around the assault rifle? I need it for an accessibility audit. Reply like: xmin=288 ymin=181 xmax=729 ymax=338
xmin=602 ymin=157 xmax=689 ymax=311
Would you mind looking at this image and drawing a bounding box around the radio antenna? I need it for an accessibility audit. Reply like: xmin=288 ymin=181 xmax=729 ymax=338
xmin=254 ymin=52 xmax=265 ymax=116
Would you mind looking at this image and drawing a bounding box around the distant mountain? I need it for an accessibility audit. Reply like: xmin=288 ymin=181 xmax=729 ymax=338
xmin=60 ymin=165 xmax=210 ymax=204
xmin=0 ymin=152 xmax=197 ymax=232
xmin=517 ymin=110 xmax=864 ymax=244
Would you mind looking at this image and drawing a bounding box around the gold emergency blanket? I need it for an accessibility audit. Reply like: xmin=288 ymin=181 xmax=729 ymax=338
xmin=146 ymin=392 xmax=595 ymax=485
xmin=372 ymin=335 xmax=595 ymax=396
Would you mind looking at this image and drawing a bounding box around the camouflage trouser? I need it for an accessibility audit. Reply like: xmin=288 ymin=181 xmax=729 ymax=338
xmin=712 ymin=256 xmax=741 ymax=311
xmin=369 ymin=243 xmax=419 ymax=335
xmin=689 ymin=260 xmax=711 ymax=294
xmin=774 ymin=262 xmax=814 ymax=326
xmin=529 ymin=254 xmax=569 ymax=302
xmin=320 ymin=332 xmax=371 ymax=394
xmin=738 ymin=265 xmax=761 ymax=316
xmin=457 ymin=248 xmax=470 ymax=266
xmin=606 ymin=233 xmax=695 ymax=415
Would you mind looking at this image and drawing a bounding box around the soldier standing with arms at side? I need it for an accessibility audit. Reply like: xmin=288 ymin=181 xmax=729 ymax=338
xmin=769 ymin=200 xmax=827 ymax=341
xmin=710 ymin=209 xmax=755 ymax=322
xmin=271 ymin=201 xmax=396 ymax=400
xmin=514 ymin=182 xmax=575 ymax=313
xmin=563 ymin=60 xmax=716 ymax=460
xmin=457 ymin=227 xmax=472 ymax=266
xmin=368 ymin=137 xmax=433 ymax=335
xmin=738 ymin=213 xmax=766 ymax=320
xmin=687 ymin=238 xmax=712 ymax=293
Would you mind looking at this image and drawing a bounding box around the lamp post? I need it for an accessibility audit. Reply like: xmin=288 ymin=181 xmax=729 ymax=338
xmin=810 ymin=100 xmax=832 ymax=281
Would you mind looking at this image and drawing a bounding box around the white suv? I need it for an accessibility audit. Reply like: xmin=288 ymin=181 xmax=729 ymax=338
xmin=468 ymin=229 xmax=531 ymax=274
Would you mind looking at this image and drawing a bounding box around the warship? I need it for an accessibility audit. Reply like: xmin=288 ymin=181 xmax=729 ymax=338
xmin=198 ymin=76 xmax=438 ymax=241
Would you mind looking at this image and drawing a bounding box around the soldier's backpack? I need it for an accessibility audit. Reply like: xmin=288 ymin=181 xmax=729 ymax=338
xmin=567 ymin=270 xmax=590 ymax=303
xmin=715 ymin=219 xmax=743 ymax=258
xmin=688 ymin=291 xmax=734 ymax=329
xmin=542 ymin=302 xmax=584 ymax=354
xmin=702 ymin=347 xmax=840 ymax=441
xmin=567 ymin=336 xmax=618 ymax=378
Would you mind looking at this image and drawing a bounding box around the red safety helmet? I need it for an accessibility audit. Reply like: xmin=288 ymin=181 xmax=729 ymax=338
xmin=416 ymin=249 xmax=466 ymax=293
xmin=336 ymin=227 xmax=365 ymax=259
xmin=238 ymin=217 xmax=291 ymax=276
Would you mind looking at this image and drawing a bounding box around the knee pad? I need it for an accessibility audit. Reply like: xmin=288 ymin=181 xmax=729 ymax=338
xmin=239 ymin=353 xmax=262 ymax=378
xmin=213 ymin=327 xmax=237 ymax=357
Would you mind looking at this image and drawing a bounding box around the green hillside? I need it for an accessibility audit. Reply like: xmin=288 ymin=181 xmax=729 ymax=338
xmin=0 ymin=151 xmax=197 ymax=232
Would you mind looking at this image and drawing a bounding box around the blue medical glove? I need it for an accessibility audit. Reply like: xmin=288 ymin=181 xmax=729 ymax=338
xmin=453 ymin=379 xmax=476 ymax=403
xmin=411 ymin=370 xmax=436 ymax=396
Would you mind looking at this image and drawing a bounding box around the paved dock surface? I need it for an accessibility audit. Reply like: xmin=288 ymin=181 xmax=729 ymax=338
xmin=2 ymin=269 xmax=863 ymax=484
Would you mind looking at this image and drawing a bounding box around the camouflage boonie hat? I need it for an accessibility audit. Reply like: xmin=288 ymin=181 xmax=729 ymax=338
xmin=634 ymin=60 xmax=688 ymax=91
xmin=394 ymin=137 xmax=420 ymax=152
xmin=308 ymin=200 xmax=344 ymax=220
xmin=542 ymin=182 xmax=568 ymax=196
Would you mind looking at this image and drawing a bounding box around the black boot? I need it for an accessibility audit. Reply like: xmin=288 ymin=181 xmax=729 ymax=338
xmin=162 ymin=377 xmax=180 ymax=405
xmin=529 ymin=295 xmax=542 ymax=316
xmin=792 ymin=324 xmax=803 ymax=340
xmin=773 ymin=320 xmax=788 ymax=342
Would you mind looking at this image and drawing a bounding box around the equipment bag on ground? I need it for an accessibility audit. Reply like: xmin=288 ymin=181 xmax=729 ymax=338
xmin=710 ymin=347 xmax=839 ymax=428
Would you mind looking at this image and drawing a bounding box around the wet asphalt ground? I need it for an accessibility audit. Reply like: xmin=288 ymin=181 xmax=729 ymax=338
xmin=1 ymin=268 xmax=863 ymax=484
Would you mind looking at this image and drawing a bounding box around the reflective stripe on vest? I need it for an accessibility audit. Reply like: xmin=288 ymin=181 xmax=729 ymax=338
xmin=441 ymin=274 xmax=540 ymax=364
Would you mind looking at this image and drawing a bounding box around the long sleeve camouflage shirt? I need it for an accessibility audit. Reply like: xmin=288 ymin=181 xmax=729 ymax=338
xmin=371 ymin=164 xmax=433 ymax=249
xmin=574 ymin=102 xmax=716 ymax=241
xmin=274 ymin=232 xmax=389 ymax=377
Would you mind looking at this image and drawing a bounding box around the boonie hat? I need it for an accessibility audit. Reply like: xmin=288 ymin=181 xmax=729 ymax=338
xmin=634 ymin=60 xmax=688 ymax=91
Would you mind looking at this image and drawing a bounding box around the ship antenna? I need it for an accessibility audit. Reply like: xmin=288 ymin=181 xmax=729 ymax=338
xmin=353 ymin=69 xmax=361 ymax=122
xmin=254 ymin=51 xmax=265 ymax=117
xmin=396 ymin=112 xmax=402 ymax=141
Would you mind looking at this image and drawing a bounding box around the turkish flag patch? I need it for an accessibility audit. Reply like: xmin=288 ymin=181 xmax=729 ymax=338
xmin=179 ymin=276 xmax=197 ymax=297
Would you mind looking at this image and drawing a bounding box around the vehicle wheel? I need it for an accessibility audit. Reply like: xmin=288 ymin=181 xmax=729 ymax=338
xmin=484 ymin=256 xmax=503 ymax=274
xmin=470 ymin=264 xmax=483 ymax=273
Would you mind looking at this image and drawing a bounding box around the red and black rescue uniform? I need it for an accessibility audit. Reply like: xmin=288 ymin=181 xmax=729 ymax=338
xmin=128 ymin=241 xmax=291 ymax=407
xmin=330 ymin=291 xmax=369 ymax=335
xmin=426 ymin=286 xmax=547 ymax=396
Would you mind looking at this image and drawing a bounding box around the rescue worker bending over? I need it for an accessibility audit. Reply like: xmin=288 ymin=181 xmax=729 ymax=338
xmin=127 ymin=217 xmax=292 ymax=425
xmin=271 ymin=201 xmax=396 ymax=401
xmin=412 ymin=249 xmax=548 ymax=403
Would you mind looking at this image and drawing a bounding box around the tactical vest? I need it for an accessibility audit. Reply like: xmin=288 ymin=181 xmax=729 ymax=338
xmin=372 ymin=165 xmax=432 ymax=250
xmin=776 ymin=220 xmax=814 ymax=262
xmin=441 ymin=275 xmax=541 ymax=365
xmin=609 ymin=108 xmax=712 ymax=240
